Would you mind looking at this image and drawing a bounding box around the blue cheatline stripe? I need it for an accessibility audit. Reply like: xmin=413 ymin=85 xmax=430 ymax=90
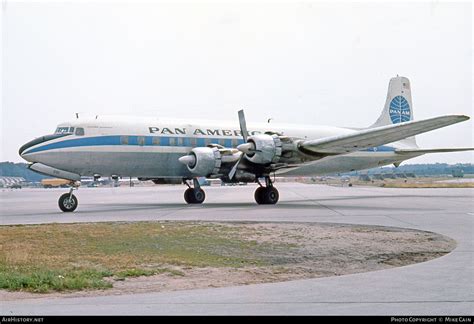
xmin=26 ymin=136 xmax=121 ymax=154
xmin=197 ymin=138 xmax=206 ymax=147
xmin=24 ymin=135 xmax=248 ymax=154
xmin=24 ymin=135 xmax=396 ymax=154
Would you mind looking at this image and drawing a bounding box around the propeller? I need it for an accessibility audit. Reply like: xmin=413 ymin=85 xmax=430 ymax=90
xmin=229 ymin=109 xmax=255 ymax=180
xmin=236 ymin=142 xmax=255 ymax=154
xmin=236 ymin=109 xmax=257 ymax=154
xmin=228 ymin=152 xmax=243 ymax=180
xmin=238 ymin=110 xmax=248 ymax=142
xmin=178 ymin=154 xmax=196 ymax=167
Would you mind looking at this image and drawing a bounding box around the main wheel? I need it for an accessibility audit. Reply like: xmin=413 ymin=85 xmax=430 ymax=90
xmin=193 ymin=189 xmax=205 ymax=204
xmin=184 ymin=188 xmax=196 ymax=204
xmin=58 ymin=193 xmax=78 ymax=212
xmin=184 ymin=188 xmax=206 ymax=204
xmin=262 ymin=187 xmax=279 ymax=205
xmin=254 ymin=186 xmax=266 ymax=205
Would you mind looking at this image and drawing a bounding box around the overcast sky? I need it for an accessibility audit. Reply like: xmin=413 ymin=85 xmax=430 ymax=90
xmin=1 ymin=0 xmax=472 ymax=164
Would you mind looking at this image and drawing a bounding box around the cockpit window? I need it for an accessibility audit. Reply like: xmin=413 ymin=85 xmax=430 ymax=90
xmin=55 ymin=126 xmax=74 ymax=134
xmin=75 ymin=127 xmax=85 ymax=136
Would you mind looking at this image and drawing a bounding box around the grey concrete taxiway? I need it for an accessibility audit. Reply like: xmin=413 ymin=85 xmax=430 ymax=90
xmin=1 ymin=183 xmax=473 ymax=315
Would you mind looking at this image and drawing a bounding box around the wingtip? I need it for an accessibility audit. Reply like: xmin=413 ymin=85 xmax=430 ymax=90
xmin=446 ymin=115 xmax=470 ymax=122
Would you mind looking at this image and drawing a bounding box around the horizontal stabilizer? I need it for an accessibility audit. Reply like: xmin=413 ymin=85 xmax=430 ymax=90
xmin=395 ymin=148 xmax=474 ymax=154
xmin=299 ymin=115 xmax=469 ymax=155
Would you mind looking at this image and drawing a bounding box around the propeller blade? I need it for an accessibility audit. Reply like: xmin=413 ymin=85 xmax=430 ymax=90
xmin=229 ymin=152 xmax=243 ymax=180
xmin=238 ymin=109 xmax=248 ymax=142
xmin=229 ymin=110 xmax=250 ymax=180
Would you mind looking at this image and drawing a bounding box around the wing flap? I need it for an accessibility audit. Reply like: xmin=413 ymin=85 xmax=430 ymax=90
xmin=299 ymin=115 xmax=469 ymax=155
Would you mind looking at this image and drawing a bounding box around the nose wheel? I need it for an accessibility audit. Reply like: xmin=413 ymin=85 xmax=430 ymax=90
xmin=58 ymin=187 xmax=78 ymax=212
xmin=183 ymin=178 xmax=206 ymax=204
xmin=254 ymin=177 xmax=279 ymax=205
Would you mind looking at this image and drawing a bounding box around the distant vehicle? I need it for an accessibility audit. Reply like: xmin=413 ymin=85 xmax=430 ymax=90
xmin=8 ymin=183 xmax=22 ymax=189
xmin=221 ymin=182 xmax=247 ymax=186
xmin=19 ymin=76 xmax=473 ymax=212
xmin=141 ymin=178 xmax=182 ymax=185
xmin=41 ymin=178 xmax=71 ymax=188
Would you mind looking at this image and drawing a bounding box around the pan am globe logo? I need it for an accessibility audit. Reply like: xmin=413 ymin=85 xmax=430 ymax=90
xmin=389 ymin=95 xmax=411 ymax=124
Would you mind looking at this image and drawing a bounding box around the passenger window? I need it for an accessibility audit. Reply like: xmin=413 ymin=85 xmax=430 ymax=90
xmin=75 ymin=128 xmax=85 ymax=136
xmin=120 ymin=136 xmax=129 ymax=145
xmin=177 ymin=137 xmax=184 ymax=146
xmin=152 ymin=137 xmax=160 ymax=145
xmin=169 ymin=138 xmax=176 ymax=146
xmin=190 ymin=138 xmax=197 ymax=147
xmin=138 ymin=136 xmax=145 ymax=146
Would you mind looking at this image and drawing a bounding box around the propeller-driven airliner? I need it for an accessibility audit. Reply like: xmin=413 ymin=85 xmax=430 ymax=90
xmin=19 ymin=76 xmax=473 ymax=212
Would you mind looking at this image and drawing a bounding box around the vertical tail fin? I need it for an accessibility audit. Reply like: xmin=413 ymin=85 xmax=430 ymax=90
xmin=371 ymin=76 xmax=418 ymax=147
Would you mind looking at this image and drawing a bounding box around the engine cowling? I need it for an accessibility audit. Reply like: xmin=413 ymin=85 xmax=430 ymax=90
xmin=179 ymin=147 xmax=222 ymax=177
xmin=240 ymin=134 xmax=282 ymax=165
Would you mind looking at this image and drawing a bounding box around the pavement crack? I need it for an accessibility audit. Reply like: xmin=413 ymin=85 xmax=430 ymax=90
xmin=286 ymin=188 xmax=345 ymax=216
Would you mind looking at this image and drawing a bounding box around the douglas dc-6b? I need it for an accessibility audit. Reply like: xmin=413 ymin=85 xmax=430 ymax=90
xmin=19 ymin=76 xmax=473 ymax=212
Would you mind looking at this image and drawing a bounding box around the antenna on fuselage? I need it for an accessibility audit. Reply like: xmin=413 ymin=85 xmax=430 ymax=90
xmin=75 ymin=113 xmax=79 ymax=119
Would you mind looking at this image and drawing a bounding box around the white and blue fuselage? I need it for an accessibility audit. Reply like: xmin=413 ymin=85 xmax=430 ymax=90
xmin=19 ymin=116 xmax=419 ymax=179
xmin=19 ymin=76 xmax=472 ymax=211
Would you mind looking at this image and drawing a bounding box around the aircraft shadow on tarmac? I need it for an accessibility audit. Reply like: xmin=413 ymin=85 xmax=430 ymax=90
xmin=70 ymin=194 xmax=457 ymax=214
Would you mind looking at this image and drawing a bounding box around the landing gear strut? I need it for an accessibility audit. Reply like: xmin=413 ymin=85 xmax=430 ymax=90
xmin=254 ymin=176 xmax=279 ymax=205
xmin=58 ymin=186 xmax=78 ymax=212
xmin=183 ymin=178 xmax=206 ymax=204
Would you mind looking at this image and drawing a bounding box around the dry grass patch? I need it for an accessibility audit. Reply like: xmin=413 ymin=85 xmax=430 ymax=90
xmin=0 ymin=222 xmax=291 ymax=292
xmin=0 ymin=221 xmax=456 ymax=295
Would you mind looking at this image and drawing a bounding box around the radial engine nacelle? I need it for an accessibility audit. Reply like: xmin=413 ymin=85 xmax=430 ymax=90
xmin=237 ymin=134 xmax=283 ymax=165
xmin=178 ymin=147 xmax=222 ymax=177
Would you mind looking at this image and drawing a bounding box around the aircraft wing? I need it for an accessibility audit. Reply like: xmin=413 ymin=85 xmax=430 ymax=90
xmin=299 ymin=115 xmax=469 ymax=155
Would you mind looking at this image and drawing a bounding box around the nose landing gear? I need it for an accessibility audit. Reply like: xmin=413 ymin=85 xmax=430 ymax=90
xmin=183 ymin=178 xmax=206 ymax=204
xmin=58 ymin=186 xmax=78 ymax=212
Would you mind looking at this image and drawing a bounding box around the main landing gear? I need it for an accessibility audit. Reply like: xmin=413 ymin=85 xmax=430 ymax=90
xmin=254 ymin=176 xmax=279 ymax=205
xmin=183 ymin=178 xmax=206 ymax=204
xmin=58 ymin=187 xmax=78 ymax=212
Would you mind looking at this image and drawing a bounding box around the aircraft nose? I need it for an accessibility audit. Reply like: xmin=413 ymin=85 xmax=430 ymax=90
xmin=19 ymin=140 xmax=35 ymax=160
xmin=19 ymin=142 xmax=35 ymax=162
xmin=18 ymin=135 xmax=52 ymax=161
xmin=19 ymin=133 xmax=70 ymax=163
xmin=20 ymin=138 xmax=40 ymax=156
